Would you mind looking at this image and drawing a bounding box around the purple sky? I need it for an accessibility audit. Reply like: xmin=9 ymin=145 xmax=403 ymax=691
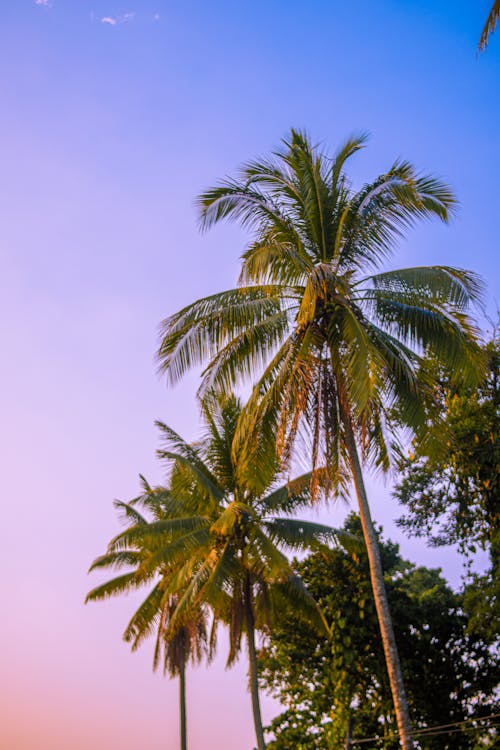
xmin=1 ymin=2 xmax=499 ymax=749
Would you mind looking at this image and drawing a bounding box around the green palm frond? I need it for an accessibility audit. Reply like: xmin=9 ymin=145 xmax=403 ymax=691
xmin=263 ymin=517 xmax=344 ymax=551
xmin=479 ymin=1 xmax=500 ymax=51
xmin=359 ymin=319 xmax=425 ymax=429
xmin=113 ymin=499 xmax=148 ymax=526
xmin=88 ymin=550 xmax=144 ymax=572
xmin=338 ymin=303 xmax=380 ymax=416
xmin=330 ymin=133 xmax=369 ymax=192
xmin=85 ymin=572 xmax=142 ymax=602
xmin=259 ymin=469 xmax=328 ymax=513
xmin=239 ymin=235 xmax=311 ymax=286
xmin=210 ymin=500 xmax=255 ymax=536
xmin=235 ymin=325 xmax=324 ymax=492
xmin=271 ymin=574 xmax=330 ymax=637
xmin=199 ymin=394 xmax=236 ymax=492
xmin=157 ymin=287 xmax=283 ymax=385
xmin=198 ymin=309 xmax=290 ymax=396
xmin=137 ymin=527 xmax=212 ymax=576
xmin=247 ymin=527 xmax=291 ymax=579
xmin=156 ymin=421 xmax=224 ymax=502
xmin=367 ymin=294 xmax=482 ymax=381
xmin=197 ymin=179 xmax=291 ymax=234
xmin=339 ymin=165 xmax=456 ymax=273
xmin=165 ymin=551 xmax=221 ymax=637
xmin=155 ymin=420 xmax=207 ymax=470
xmin=159 ymin=450 xmax=225 ymax=502
xmin=123 ymin=583 xmax=165 ymax=650
xmin=363 ymin=266 xmax=485 ymax=310
xmin=198 ymin=543 xmax=240 ymax=610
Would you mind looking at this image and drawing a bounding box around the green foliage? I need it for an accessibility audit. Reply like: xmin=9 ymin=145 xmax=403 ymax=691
xmin=259 ymin=515 xmax=499 ymax=750
xmin=395 ymin=336 xmax=499 ymax=640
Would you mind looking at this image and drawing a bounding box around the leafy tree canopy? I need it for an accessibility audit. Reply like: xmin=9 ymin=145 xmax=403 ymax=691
xmin=259 ymin=515 xmax=499 ymax=750
xmin=394 ymin=335 xmax=499 ymax=640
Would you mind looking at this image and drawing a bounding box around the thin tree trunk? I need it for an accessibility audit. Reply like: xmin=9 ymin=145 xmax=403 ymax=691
xmin=244 ymin=575 xmax=266 ymax=750
xmin=345 ymin=715 xmax=353 ymax=750
xmin=179 ymin=659 xmax=187 ymax=750
xmin=340 ymin=407 xmax=414 ymax=750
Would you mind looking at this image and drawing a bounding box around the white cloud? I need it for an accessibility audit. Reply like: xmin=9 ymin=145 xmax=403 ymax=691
xmin=154 ymin=13 xmax=160 ymax=21
xmin=34 ymin=0 xmax=51 ymax=6
xmin=100 ymin=12 xmax=136 ymax=26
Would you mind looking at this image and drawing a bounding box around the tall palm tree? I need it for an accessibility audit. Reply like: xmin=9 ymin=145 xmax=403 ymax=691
xmin=109 ymin=393 xmax=344 ymax=750
xmin=86 ymin=490 xmax=209 ymax=750
xmin=479 ymin=2 xmax=500 ymax=51
xmin=156 ymin=131 xmax=484 ymax=750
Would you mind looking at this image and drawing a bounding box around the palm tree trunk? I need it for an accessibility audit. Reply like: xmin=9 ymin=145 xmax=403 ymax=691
xmin=244 ymin=575 xmax=266 ymax=750
xmin=340 ymin=407 xmax=414 ymax=750
xmin=179 ymin=659 xmax=187 ymax=750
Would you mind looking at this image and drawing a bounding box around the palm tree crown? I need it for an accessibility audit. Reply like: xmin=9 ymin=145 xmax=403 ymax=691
xmin=86 ymin=490 xmax=209 ymax=674
xmin=158 ymin=131 xmax=482 ymax=494
xmin=86 ymin=489 xmax=209 ymax=750
xmin=88 ymin=392 xmax=343 ymax=750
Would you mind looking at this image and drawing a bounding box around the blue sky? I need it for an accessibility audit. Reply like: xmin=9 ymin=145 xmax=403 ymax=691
xmin=0 ymin=2 xmax=498 ymax=749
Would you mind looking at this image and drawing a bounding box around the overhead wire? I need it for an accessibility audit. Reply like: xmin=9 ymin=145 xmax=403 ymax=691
xmin=350 ymin=711 xmax=500 ymax=746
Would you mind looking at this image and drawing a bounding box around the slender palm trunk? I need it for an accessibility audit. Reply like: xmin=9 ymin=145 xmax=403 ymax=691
xmin=244 ymin=575 xmax=266 ymax=750
xmin=340 ymin=407 xmax=414 ymax=750
xmin=345 ymin=715 xmax=353 ymax=750
xmin=179 ymin=659 xmax=187 ymax=750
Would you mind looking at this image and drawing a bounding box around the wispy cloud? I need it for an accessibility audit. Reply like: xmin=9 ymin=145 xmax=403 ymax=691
xmin=34 ymin=0 xmax=52 ymax=6
xmin=99 ymin=11 xmax=136 ymax=26
xmin=89 ymin=9 xmax=160 ymax=27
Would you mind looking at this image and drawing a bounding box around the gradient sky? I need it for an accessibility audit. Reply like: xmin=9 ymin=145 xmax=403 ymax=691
xmin=1 ymin=2 xmax=499 ymax=749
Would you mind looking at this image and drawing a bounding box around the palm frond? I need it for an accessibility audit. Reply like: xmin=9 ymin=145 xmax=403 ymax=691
xmin=247 ymin=527 xmax=291 ymax=579
xmin=479 ymin=1 xmax=500 ymax=51
xmin=197 ymin=179 xmax=292 ymax=234
xmin=339 ymin=164 xmax=456 ymax=272
xmin=330 ymin=133 xmax=369 ymax=192
xmin=239 ymin=237 xmax=311 ymax=286
xmin=198 ymin=310 xmax=290 ymax=396
xmin=113 ymin=500 xmax=148 ymax=526
xmin=259 ymin=468 xmax=329 ymax=513
xmin=363 ymin=266 xmax=485 ymax=311
xmin=367 ymin=294 xmax=484 ymax=385
xmin=123 ymin=583 xmax=165 ymax=649
xmin=156 ymin=422 xmax=223 ymax=501
xmin=137 ymin=527 xmax=211 ymax=576
xmin=165 ymin=551 xmax=220 ymax=637
xmin=85 ymin=572 xmax=141 ymax=603
xmin=88 ymin=550 xmax=144 ymax=572
xmin=263 ymin=517 xmax=343 ymax=551
xmin=157 ymin=287 xmax=282 ymax=384
xmin=271 ymin=574 xmax=330 ymax=637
